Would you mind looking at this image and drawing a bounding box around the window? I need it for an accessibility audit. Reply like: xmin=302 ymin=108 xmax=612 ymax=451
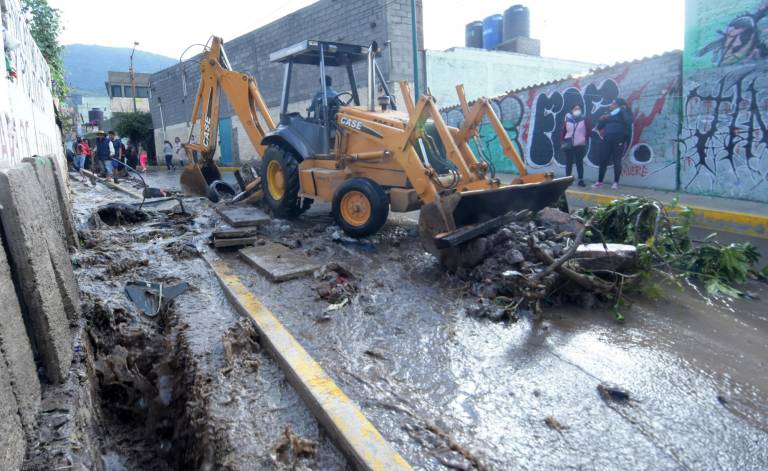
xmin=123 ymin=86 xmax=133 ymax=98
xmin=136 ymin=86 xmax=149 ymax=98
xmin=111 ymin=85 xmax=123 ymax=97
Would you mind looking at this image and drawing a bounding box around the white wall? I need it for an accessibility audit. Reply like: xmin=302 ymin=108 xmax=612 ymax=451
xmin=0 ymin=0 xmax=62 ymax=168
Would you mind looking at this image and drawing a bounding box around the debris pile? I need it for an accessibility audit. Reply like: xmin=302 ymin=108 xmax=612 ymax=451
xmin=459 ymin=197 xmax=767 ymax=320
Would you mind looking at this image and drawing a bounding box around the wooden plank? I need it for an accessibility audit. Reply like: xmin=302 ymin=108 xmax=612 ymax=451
xmin=239 ymin=242 xmax=320 ymax=282
xmin=207 ymin=256 xmax=412 ymax=471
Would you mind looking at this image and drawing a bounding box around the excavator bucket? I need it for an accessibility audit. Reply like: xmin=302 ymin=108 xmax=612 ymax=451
xmin=180 ymin=159 xmax=221 ymax=196
xmin=418 ymin=176 xmax=573 ymax=267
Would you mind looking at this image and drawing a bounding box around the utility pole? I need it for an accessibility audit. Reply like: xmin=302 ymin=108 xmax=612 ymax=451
xmin=410 ymin=0 xmax=419 ymax=101
xmin=130 ymin=41 xmax=139 ymax=112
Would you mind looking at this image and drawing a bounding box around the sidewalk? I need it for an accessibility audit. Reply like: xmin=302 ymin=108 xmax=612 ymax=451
xmin=565 ymin=184 xmax=768 ymax=240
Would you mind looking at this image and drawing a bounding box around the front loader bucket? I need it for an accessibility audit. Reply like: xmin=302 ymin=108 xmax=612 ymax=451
xmin=179 ymin=160 xmax=222 ymax=196
xmin=419 ymin=176 xmax=573 ymax=264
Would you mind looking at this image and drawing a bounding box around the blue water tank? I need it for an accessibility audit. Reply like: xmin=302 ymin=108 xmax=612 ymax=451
xmin=465 ymin=21 xmax=484 ymax=48
xmin=483 ymin=14 xmax=503 ymax=50
xmin=503 ymin=5 xmax=530 ymax=40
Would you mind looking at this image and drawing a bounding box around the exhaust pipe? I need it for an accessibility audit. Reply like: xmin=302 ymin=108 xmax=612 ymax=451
xmin=367 ymin=41 xmax=378 ymax=112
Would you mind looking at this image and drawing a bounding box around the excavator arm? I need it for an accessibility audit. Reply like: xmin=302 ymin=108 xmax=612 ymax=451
xmin=180 ymin=36 xmax=276 ymax=195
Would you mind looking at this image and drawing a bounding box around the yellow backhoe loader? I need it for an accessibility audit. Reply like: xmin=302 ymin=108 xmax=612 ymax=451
xmin=181 ymin=36 xmax=572 ymax=263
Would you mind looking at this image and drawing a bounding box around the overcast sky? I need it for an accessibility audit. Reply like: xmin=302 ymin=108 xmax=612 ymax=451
xmin=50 ymin=0 xmax=684 ymax=65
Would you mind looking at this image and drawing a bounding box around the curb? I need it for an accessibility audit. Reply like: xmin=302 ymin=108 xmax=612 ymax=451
xmin=205 ymin=255 xmax=412 ymax=471
xmin=567 ymin=189 xmax=768 ymax=240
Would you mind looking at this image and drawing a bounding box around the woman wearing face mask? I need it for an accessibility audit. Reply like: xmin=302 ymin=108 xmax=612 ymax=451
xmin=561 ymin=104 xmax=590 ymax=187
xmin=595 ymin=98 xmax=633 ymax=189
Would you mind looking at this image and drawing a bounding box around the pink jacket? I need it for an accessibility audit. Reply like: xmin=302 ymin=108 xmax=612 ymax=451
xmin=563 ymin=114 xmax=591 ymax=147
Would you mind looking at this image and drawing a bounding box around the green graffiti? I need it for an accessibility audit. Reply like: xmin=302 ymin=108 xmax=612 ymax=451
xmin=685 ymin=0 xmax=768 ymax=70
xmin=467 ymin=120 xmax=524 ymax=175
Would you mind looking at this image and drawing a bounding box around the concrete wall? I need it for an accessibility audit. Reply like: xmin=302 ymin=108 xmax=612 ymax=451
xmin=149 ymin=0 xmax=423 ymax=163
xmin=426 ymin=47 xmax=597 ymax=108
xmin=681 ymin=0 xmax=768 ymax=202
xmin=0 ymin=0 xmax=61 ymax=168
xmin=0 ymin=1 xmax=78 ymax=468
xmin=442 ymin=51 xmax=683 ymax=190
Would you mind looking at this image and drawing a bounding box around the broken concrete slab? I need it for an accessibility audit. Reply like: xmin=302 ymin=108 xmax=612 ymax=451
xmin=217 ymin=206 xmax=270 ymax=227
xmin=0 ymin=230 xmax=42 ymax=434
xmin=24 ymin=157 xmax=80 ymax=318
xmin=214 ymin=237 xmax=258 ymax=248
xmin=576 ymin=243 xmax=639 ymax=272
xmin=43 ymin=156 xmax=78 ymax=249
xmin=0 ymin=357 xmax=25 ymax=471
xmin=0 ymin=163 xmax=73 ymax=383
xmin=239 ymin=242 xmax=321 ymax=282
xmin=213 ymin=227 xmax=258 ymax=239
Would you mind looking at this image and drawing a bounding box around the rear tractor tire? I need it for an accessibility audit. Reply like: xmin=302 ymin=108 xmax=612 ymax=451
xmin=261 ymin=145 xmax=311 ymax=218
xmin=332 ymin=178 xmax=389 ymax=238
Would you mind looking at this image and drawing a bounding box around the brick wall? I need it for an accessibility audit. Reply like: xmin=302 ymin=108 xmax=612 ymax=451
xmin=149 ymin=0 xmax=423 ymax=161
xmin=442 ymin=51 xmax=683 ymax=190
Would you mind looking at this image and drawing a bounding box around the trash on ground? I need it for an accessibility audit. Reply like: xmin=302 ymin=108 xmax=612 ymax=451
xmin=597 ymin=383 xmax=632 ymax=403
xmin=124 ymin=281 xmax=190 ymax=317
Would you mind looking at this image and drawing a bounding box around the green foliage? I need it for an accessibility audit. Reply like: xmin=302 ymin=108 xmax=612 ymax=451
xmin=578 ymin=196 xmax=763 ymax=300
xmin=112 ymin=112 xmax=153 ymax=145
xmin=682 ymin=242 xmax=761 ymax=297
xmin=21 ymin=0 xmax=67 ymax=101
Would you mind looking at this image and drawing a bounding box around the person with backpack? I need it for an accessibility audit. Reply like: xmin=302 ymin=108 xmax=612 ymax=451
xmin=561 ymin=104 xmax=591 ymax=187
xmin=595 ymin=98 xmax=633 ymax=189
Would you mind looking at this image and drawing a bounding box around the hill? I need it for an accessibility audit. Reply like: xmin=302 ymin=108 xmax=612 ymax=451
xmin=63 ymin=44 xmax=176 ymax=96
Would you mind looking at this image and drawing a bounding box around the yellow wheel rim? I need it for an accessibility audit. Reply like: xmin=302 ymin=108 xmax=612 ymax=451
xmin=266 ymin=160 xmax=285 ymax=200
xmin=340 ymin=191 xmax=372 ymax=227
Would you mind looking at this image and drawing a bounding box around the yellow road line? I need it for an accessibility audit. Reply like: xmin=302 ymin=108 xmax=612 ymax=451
xmin=567 ymin=190 xmax=768 ymax=240
xmin=208 ymin=257 xmax=412 ymax=471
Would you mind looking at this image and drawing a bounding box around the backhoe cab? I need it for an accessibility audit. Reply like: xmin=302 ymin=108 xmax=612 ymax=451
xmin=181 ymin=35 xmax=572 ymax=267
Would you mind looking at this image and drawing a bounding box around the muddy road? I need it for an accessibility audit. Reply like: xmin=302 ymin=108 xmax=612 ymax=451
xmin=70 ymin=170 xmax=768 ymax=469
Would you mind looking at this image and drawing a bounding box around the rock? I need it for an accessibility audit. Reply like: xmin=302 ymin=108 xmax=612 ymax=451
xmin=504 ymin=248 xmax=525 ymax=265
xmin=576 ymin=244 xmax=639 ymax=273
xmin=597 ymin=383 xmax=631 ymax=402
xmin=537 ymin=207 xmax=583 ymax=234
xmin=457 ymin=237 xmax=490 ymax=268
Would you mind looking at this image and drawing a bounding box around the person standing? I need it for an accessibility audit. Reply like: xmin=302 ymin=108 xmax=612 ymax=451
xmin=174 ymin=136 xmax=184 ymax=166
xmin=109 ymin=131 xmax=125 ymax=177
xmin=94 ymin=130 xmax=116 ymax=182
xmin=561 ymin=104 xmax=590 ymax=187
xmin=75 ymin=138 xmax=87 ymax=181
xmin=595 ymin=98 xmax=633 ymax=189
xmin=163 ymin=140 xmax=175 ymax=171
xmin=139 ymin=145 xmax=149 ymax=173
xmin=126 ymin=141 xmax=139 ymax=170
xmin=80 ymin=137 xmax=92 ymax=170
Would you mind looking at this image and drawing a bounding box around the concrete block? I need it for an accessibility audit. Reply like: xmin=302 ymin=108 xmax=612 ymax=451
xmin=0 ymin=230 xmax=42 ymax=434
xmin=0 ymin=163 xmax=73 ymax=384
xmin=45 ymin=155 xmax=79 ymax=248
xmin=24 ymin=157 xmax=80 ymax=319
xmin=239 ymin=242 xmax=321 ymax=282
xmin=0 ymin=358 xmax=25 ymax=471
xmin=217 ymin=206 xmax=270 ymax=227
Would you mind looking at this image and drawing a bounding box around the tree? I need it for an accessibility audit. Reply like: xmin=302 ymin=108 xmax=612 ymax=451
xmin=112 ymin=112 xmax=154 ymax=147
xmin=21 ymin=0 xmax=67 ymax=101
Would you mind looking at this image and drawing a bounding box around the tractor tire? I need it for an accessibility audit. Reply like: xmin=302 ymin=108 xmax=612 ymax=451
xmin=332 ymin=178 xmax=389 ymax=238
xmin=260 ymin=145 xmax=310 ymax=218
xmin=207 ymin=180 xmax=237 ymax=203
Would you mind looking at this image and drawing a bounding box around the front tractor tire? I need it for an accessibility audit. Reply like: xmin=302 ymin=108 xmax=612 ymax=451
xmin=332 ymin=178 xmax=390 ymax=238
xmin=261 ymin=145 xmax=311 ymax=218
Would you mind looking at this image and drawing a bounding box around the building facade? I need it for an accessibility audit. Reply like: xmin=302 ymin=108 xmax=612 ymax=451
xmin=107 ymin=71 xmax=151 ymax=113
xmin=149 ymin=0 xmax=424 ymax=166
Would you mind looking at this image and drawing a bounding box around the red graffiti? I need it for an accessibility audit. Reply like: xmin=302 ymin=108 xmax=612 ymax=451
xmin=631 ymin=79 xmax=676 ymax=146
xmin=523 ymin=88 xmax=537 ymax=142
xmin=614 ymin=64 xmax=632 ymax=84
xmin=622 ymin=164 xmax=649 ymax=177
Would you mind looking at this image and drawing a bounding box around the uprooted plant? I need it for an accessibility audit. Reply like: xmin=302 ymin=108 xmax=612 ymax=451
xmin=460 ymin=196 xmax=765 ymax=321
xmin=577 ymin=196 xmax=766 ymax=299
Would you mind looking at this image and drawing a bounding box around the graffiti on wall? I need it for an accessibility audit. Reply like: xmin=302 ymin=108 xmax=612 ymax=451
xmin=697 ymin=3 xmax=768 ymax=67
xmin=527 ymin=75 xmax=675 ymax=172
xmin=681 ymin=67 xmax=768 ymax=197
